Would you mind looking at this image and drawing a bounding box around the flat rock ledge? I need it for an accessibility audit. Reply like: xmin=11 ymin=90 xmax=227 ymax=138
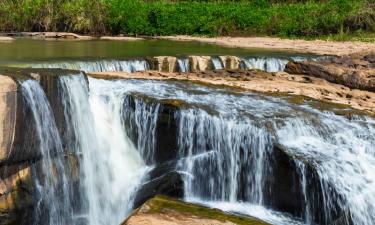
xmin=123 ymin=195 xmax=270 ymax=225
xmin=88 ymin=69 xmax=375 ymax=115
xmin=285 ymin=51 xmax=375 ymax=92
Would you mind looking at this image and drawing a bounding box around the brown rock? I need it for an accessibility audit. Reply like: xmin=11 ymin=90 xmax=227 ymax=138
xmin=285 ymin=52 xmax=375 ymax=92
xmin=189 ymin=56 xmax=214 ymax=72
xmin=0 ymin=75 xmax=17 ymax=163
xmin=123 ymin=195 xmax=270 ymax=225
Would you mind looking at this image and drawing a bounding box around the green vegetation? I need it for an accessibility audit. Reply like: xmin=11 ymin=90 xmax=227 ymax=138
xmin=0 ymin=0 xmax=374 ymax=40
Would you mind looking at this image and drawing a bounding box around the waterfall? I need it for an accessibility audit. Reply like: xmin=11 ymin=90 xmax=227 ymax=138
xmin=30 ymin=59 xmax=149 ymax=73
xmin=177 ymin=58 xmax=189 ymax=72
xmin=18 ymin=75 xmax=375 ymax=225
xmin=177 ymin=109 xmax=273 ymax=204
xmin=21 ymin=80 xmax=73 ymax=225
xmin=97 ymin=79 xmax=375 ymax=225
xmin=59 ymin=74 xmax=146 ymax=225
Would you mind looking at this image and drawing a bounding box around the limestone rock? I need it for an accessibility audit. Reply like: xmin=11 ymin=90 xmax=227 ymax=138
xmin=123 ymin=195 xmax=271 ymax=225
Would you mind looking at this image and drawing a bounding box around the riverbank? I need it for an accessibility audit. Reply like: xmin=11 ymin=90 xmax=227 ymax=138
xmin=155 ymin=36 xmax=375 ymax=56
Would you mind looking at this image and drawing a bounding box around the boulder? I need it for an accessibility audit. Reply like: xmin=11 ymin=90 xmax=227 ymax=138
xmin=124 ymin=195 xmax=271 ymax=225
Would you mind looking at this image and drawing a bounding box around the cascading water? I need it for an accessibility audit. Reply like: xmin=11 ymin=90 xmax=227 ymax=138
xmin=177 ymin=58 xmax=189 ymax=72
xmin=29 ymin=59 xmax=149 ymax=73
xmin=19 ymin=74 xmax=375 ymax=225
xmin=176 ymin=109 xmax=273 ymax=204
xmin=59 ymin=74 xmax=146 ymax=225
xmin=211 ymin=57 xmax=224 ymax=69
xmin=240 ymin=57 xmax=290 ymax=72
xmin=21 ymin=80 xmax=74 ymax=225
xmin=276 ymin=112 xmax=375 ymax=225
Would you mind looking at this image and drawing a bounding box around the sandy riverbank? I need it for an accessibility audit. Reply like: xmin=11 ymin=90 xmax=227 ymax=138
xmin=88 ymin=69 xmax=375 ymax=116
xmin=155 ymin=36 xmax=375 ymax=56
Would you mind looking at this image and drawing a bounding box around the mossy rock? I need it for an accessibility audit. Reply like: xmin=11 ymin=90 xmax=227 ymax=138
xmin=124 ymin=195 xmax=271 ymax=225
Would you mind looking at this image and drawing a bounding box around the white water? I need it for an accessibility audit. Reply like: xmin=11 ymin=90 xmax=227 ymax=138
xmin=59 ymin=74 xmax=146 ymax=225
xmin=177 ymin=58 xmax=189 ymax=72
xmin=29 ymin=59 xmax=149 ymax=72
xmin=21 ymin=76 xmax=375 ymax=225
xmin=21 ymin=80 xmax=73 ymax=225
xmin=96 ymin=79 xmax=375 ymax=225
xmin=211 ymin=57 xmax=224 ymax=69
xmin=240 ymin=57 xmax=290 ymax=72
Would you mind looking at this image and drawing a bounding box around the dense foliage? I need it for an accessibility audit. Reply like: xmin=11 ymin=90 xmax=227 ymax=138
xmin=0 ymin=0 xmax=374 ymax=38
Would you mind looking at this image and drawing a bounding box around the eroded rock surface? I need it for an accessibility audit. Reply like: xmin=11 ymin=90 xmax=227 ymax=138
xmin=89 ymin=69 xmax=375 ymax=115
xmin=285 ymin=51 xmax=375 ymax=92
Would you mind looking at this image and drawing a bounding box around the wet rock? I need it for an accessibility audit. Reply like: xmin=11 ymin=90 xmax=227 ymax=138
xmin=123 ymin=94 xmax=182 ymax=165
xmin=125 ymin=195 xmax=271 ymax=225
xmin=269 ymin=145 xmax=346 ymax=225
xmin=0 ymin=68 xmax=83 ymax=165
xmin=133 ymin=171 xmax=184 ymax=209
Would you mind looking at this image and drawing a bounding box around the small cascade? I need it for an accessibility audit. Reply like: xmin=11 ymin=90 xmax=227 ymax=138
xmin=177 ymin=109 xmax=273 ymax=204
xmin=31 ymin=59 xmax=149 ymax=73
xmin=241 ymin=57 xmax=290 ymax=72
xmin=21 ymin=80 xmax=73 ymax=225
xmin=211 ymin=57 xmax=224 ymax=70
xmin=177 ymin=58 xmax=189 ymax=72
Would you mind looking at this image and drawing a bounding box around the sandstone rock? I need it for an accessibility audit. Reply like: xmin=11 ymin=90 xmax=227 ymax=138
xmin=124 ymin=195 xmax=271 ymax=225
xmin=0 ymin=75 xmax=17 ymax=163
xmin=149 ymin=56 xmax=178 ymax=72
xmin=219 ymin=56 xmax=241 ymax=70
xmin=189 ymin=56 xmax=214 ymax=72
xmin=0 ymin=164 xmax=33 ymax=213
xmin=285 ymin=52 xmax=375 ymax=92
